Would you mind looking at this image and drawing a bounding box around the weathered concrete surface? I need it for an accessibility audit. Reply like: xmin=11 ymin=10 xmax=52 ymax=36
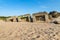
xmin=0 ymin=22 xmax=60 ymax=40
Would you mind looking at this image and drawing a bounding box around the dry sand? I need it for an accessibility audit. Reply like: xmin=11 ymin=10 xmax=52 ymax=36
xmin=0 ymin=22 xmax=60 ymax=40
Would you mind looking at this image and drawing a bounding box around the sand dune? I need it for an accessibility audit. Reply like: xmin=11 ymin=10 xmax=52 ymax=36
xmin=0 ymin=22 xmax=60 ymax=40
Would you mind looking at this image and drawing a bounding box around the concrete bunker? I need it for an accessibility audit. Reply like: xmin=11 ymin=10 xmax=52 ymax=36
xmin=7 ymin=18 xmax=13 ymax=22
xmin=49 ymin=11 xmax=60 ymax=24
xmin=19 ymin=14 xmax=32 ymax=22
xmin=7 ymin=16 xmax=19 ymax=22
xmin=32 ymin=12 xmax=49 ymax=22
xmin=20 ymin=16 xmax=29 ymax=22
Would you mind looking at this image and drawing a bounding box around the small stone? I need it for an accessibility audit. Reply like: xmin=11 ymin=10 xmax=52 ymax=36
xmin=36 ymin=35 xmax=40 ymax=38
xmin=53 ymin=34 xmax=55 ymax=36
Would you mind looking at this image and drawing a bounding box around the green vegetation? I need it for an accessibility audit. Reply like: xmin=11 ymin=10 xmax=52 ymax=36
xmin=18 ymin=15 xmax=27 ymax=19
xmin=0 ymin=16 xmax=10 ymax=21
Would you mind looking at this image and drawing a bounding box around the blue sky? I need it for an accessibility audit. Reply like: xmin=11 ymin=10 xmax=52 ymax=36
xmin=0 ymin=0 xmax=60 ymax=16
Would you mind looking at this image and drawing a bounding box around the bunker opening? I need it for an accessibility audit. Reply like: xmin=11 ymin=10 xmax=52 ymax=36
xmin=35 ymin=15 xmax=45 ymax=21
xmin=10 ymin=19 xmax=13 ymax=22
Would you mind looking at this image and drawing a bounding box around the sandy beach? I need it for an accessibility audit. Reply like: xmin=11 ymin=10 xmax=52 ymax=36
xmin=0 ymin=22 xmax=59 ymax=40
